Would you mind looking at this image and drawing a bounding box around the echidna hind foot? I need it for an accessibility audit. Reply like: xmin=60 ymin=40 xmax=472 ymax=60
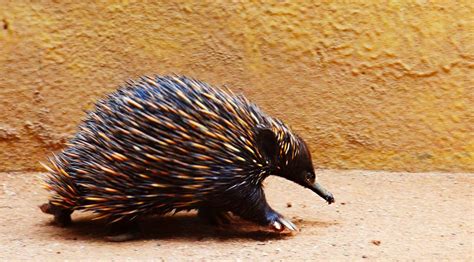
xmin=228 ymin=188 xmax=299 ymax=233
xmin=198 ymin=208 xmax=233 ymax=226
xmin=105 ymin=220 xmax=140 ymax=242
xmin=40 ymin=201 xmax=73 ymax=227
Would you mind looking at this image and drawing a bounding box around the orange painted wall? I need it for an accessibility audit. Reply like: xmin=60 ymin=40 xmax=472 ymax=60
xmin=0 ymin=1 xmax=473 ymax=172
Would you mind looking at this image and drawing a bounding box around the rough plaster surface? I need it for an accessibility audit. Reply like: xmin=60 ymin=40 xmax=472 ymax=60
xmin=0 ymin=2 xmax=473 ymax=172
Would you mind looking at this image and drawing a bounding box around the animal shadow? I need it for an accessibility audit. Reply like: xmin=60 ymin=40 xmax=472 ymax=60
xmin=42 ymin=212 xmax=335 ymax=242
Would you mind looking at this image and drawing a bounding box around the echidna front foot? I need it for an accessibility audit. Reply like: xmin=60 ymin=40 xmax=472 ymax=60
xmin=232 ymin=189 xmax=298 ymax=232
xmin=40 ymin=202 xmax=73 ymax=227
xmin=198 ymin=207 xmax=232 ymax=226
xmin=105 ymin=219 xmax=140 ymax=242
xmin=257 ymin=208 xmax=298 ymax=232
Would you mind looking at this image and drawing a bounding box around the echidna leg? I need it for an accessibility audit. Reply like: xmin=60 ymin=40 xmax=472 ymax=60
xmin=232 ymin=189 xmax=298 ymax=232
xmin=39 ymin=201 xmax=73 ymax=227
xmin=105 ymin=219 xmax=140 ymax=242
xmin=198 ymin=207 xmax=232 ymax=226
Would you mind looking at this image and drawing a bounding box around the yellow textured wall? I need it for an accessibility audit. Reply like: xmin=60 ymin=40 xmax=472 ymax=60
xmin=0 ymin=1 xmax=473 ymax=172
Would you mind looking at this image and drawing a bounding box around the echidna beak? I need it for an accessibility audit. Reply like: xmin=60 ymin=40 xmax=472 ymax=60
xmin=310 ymin=182 xmax=335 ymax=204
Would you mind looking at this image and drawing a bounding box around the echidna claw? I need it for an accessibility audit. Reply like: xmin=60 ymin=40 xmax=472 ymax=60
xmin=272 ymin=221 xmax=283 ymax=231
xmin=272 ymin=217 xmax=297 ymax=232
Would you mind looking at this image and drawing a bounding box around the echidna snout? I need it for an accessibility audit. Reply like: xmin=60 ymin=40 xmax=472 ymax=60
xmin=264 ymin=133 xmax=334 ymax=205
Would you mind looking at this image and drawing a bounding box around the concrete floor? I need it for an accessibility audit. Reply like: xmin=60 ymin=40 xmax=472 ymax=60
xmin=0 ymin=170 xmax=472 ymax=260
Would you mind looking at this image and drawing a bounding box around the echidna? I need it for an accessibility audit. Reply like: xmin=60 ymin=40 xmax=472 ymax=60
xmin=40 ymin=75 xmax=334 ymax=241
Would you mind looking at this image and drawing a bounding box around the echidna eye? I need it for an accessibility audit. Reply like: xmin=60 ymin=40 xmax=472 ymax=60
xmin=305 ymin=172 xmax=315 ymax=182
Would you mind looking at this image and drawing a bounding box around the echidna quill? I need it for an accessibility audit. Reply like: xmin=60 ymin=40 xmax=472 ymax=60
xmin=40 ymin=75 xmax=334 ymax=241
